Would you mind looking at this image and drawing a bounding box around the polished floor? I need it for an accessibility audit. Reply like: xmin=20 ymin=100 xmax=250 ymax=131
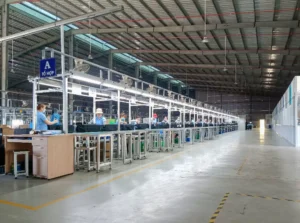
xmin=1 ymin=129 xmax=300 ymax=223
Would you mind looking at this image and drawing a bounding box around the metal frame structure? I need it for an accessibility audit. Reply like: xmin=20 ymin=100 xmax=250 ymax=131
xmin=29 ymin=47 xmax=238 ymax=133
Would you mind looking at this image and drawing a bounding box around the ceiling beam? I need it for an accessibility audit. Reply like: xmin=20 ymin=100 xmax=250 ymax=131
xmin=13 ymin=20 xmax=300 ymax=59
xmin=160 ymin=72 xmax=277 ymax=79
xmin=72 ymin=20 xmax=299 ymax=35
xmin=184 ymin=79 xmax=284 ymax=88
xmin=0 ymin=6 xmax=124 ymax=43
xmin=190 ymin=84 xmax=284 ymax=90
xmin=110 ymin=49 xmax=300 ymax=56
xmin=140 ymin=62 xmax=300 ymax=71
xmin=0 ymin=0 xmax=20 ymax=7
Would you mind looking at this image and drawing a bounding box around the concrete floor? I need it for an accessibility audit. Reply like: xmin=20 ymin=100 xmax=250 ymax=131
xmin=1 ymin=129 xmax=300 ymax=223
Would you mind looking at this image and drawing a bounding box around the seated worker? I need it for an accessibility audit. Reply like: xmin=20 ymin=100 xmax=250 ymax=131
xmin=161 ymin=116 xmax=168 ymax=123
xmin=175 ymin=116 xmax=181 ymax=124
xmin=131 ymin=116 xmax=141 ymax=125
xmin=191 ymin=119 xmax=195 ymax=125
xmin=95 ymin=108 xmax=106 ymax=125
xmin=116 ymin=112 xmax=127 ymax=124
xmin=36 ymin=104 xmax=58 ymax=131
xmin=50 ymin=108 xmax=60 ymax=125
xmin=152 ymin=113 xmax=158 ymax=125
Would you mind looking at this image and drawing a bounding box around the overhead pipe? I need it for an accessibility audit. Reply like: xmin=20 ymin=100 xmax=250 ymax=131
xmin=72 ymin=20 xmax=299 ymax=35
xmin=110 ymin=49 xmax=300 ymax=56
xmin=140 ymin=62 xmax=300 ymax=71
xmin=0 ymin=6 xmax=123 ymax=43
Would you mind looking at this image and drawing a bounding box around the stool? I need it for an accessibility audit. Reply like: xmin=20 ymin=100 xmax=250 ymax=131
xmin=13 ymin=151 xmax=29 ymax=179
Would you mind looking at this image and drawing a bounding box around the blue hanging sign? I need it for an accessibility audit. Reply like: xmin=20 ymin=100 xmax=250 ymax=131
xmin=40 ymin=58 xmax=56 ymax=79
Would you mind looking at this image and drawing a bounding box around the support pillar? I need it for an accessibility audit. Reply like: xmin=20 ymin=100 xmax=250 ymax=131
xmin=167 ymin=79 xmax=171 ymax=90
xmin=135 ymin=62 xmax=140 ymax=78
xmin=186 ymin=86 xmax=189 ymax=97
xmin=178 ymin=84 xmax=182 ymax=94
xmin=1 ymin=3 xmax=8 ymax=124
xmin=61 ymin=25 xmax=68 ymax=133
xmin=68 ymin=35 xmax=74 ymax=124
xmin=153 ymin=72 xmax=158 ymax=85
xmin=108 ymin=50 xmax=113 ymax=69
xmin=2 ymin=3 xmax=8 ymax=108
xmin=109 ymin=101 xmax=112 ymax=118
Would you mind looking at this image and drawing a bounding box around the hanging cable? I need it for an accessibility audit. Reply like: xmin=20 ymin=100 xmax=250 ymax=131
xmin=234 ymin=57 xmax=237 ymax=84
xmin=202 ymin=0 xmax=209 ymax=43
xmin=223 ymin=36 xmax=227 ymax=72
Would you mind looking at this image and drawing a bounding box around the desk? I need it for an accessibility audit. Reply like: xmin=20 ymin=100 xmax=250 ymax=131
xmin=5 ymin=134 xmax=74 ymax=179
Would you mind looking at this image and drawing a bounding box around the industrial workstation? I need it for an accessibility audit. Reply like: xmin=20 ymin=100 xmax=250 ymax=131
xmin=0 ymin=1 xmax=299 ymax=223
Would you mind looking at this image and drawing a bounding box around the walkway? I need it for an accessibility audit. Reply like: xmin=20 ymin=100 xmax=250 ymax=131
xmin=1 ymin=129 xmax=299 ymax=223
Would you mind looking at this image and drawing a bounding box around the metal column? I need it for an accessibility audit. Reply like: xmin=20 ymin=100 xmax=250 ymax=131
xmin=128 ymin=101 xmax=131 ymax=123
xmin=61 ymin=25 xmax=68 ymax=133
xmin=168 ymin=102 xmax=171 ymax=125
xmin=117 ymin=90 xmax=120 ymax=131
xmin=93 ymin=97 xmax=96 ymax=123
xmin=32 ymin=79 xmax=37 ymax=129
xmin=167 ymin=79 xmax=171 ymax=90
xmin=153 ymin=72 xmax=158 ymax=85
xmin=1 ymin=3 xmax=8 ymax=110
xmin=193 ymin=107 xmax=196 ymax=127
xmin=178 ymin=84 xmax=182 ymax=94
xmin=108 ymin=50 xmax=113 ymax=69
xmin=149 ymin=98 xmax=151 ymax=130
xmin=68 ymin=35 xmax=74 ymax=124
xmin=135 ymin=62 xmax=140 ymax=78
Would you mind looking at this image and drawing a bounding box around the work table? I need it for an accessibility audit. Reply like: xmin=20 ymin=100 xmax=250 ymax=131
xmin=4 ymin=134 xmax=74 ymax=179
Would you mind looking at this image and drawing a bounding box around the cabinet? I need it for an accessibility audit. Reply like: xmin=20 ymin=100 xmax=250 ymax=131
xmin=32 ymin=135 xmax=74 ymax=179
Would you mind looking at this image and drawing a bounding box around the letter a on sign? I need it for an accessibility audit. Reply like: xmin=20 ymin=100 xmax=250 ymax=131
xmin=40 ymin=58 xmax=56 ymax=79
xmin=44 ymin=61 xmax=51 ymax=70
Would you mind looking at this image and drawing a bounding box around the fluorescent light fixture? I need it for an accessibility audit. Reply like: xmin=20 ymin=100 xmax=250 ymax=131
xmin=202 ymin=36 xmax=209 ymax=43
xmin=38 ymin=79 xmax=62 ymax=88
xmin=71 ymin=73 xmax=102 ymax=85
xmin=125 ymin=88 xmax=143 ymax=95
xmin=102 ymin=82 xmax=124 ymax=91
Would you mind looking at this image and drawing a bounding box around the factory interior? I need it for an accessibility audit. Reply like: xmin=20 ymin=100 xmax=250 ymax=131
xmin=0 ymin=1 xmax=300 ymax=223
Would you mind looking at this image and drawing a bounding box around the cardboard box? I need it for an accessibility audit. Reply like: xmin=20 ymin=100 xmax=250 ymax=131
xmin=19 ymin=125 xmax=30 ymax=129
xmin=99 ymin=141 xmax=111 ymax=160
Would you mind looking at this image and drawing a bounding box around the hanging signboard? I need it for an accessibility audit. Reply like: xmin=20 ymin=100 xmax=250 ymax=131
xmin=72 ymin=83 xmax=82 ymax=95
xmin=89 ymin=87 xmax=97 ymax=97
xmin=40 ymin=58 xmax=56 ymax=79
xmin=110 ymin=92 xmax=117 ymax=100
xmin=130 ymin=96 xmax=136 ymax=104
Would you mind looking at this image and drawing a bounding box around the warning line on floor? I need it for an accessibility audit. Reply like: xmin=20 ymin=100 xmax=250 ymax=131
xmin=0 ymin=150 xmax=185 ymax=211
xmin=208 ymin=192 xmax=230 ymax=223
xmin=236 ymin=193 xmax=300 ymax=203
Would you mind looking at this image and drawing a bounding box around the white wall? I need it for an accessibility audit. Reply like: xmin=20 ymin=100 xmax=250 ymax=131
xmin=272 ymin=77 xmax=298 ymax=146
xmin=238 ymin=115 xmax=246 ymax=131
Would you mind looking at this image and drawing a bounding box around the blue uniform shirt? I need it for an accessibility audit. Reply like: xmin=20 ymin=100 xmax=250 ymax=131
xmin=50 ymin=113 xmax=60 ymax=125
xmin=95 ymin=116 xmax=106 ymax=125
xmin=36 ymin=111 xmax=48 ymax=131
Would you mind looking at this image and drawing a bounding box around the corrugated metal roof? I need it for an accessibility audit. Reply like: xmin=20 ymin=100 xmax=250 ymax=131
xmin=0 ymin=0 xmax=298 ymax=96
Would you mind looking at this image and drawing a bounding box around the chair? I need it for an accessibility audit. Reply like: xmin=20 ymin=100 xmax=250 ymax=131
xmin=13 ymin=151 xmax=29 ymax=179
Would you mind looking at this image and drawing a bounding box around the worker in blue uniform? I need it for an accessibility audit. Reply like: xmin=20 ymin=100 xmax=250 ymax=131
xmin=95 ymin=108 xmax=106 ymax=125
xmin=50 ymin=108 xmax=60 ymax=125
xmin=36 ymin=104 xmax=58 ymax=131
